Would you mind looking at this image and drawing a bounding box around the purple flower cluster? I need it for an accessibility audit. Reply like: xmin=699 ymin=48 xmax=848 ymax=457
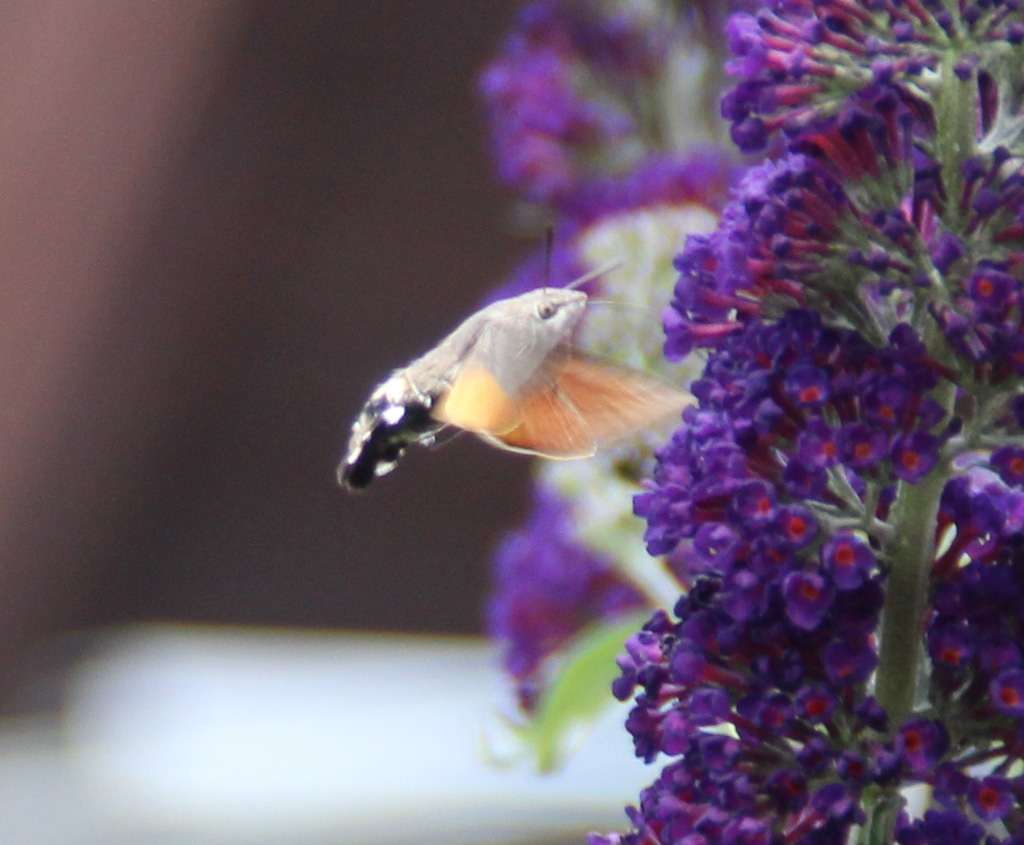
xmin=479 ymin=1 xmax=670 ymax=204
xmin=672 ymin=83 xmax=1024 ymax=387
xmin=907 ymin=468 xmax=1024 ymax=833
xmin=474 ymin=0 xmax=1024 ymax=841
xmin=723 ymin=0 xmax=1024 ymax=153
xmin=596 ymin=0 xmax=1024 ymax=833
xmin=641 ymin=310 xmax=950 ymax=559
xmin=930 ymin=152 xmax=1024 ymax=381
xmin=487 ymin=485 xmax=646 ymax=711
xmin=478 ymin=0 xmax=748 ymax=219
xmin=587 ymin=312 xmax=966 ymax=842
xmin=670 ymin=89 xmax=923 ymax=356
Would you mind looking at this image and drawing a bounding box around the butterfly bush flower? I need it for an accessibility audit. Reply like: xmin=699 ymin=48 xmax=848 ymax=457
xmin=608 ymin=312 xmax=1012 ymax=842
xmin=488 ymin=484 xmax=648 ymax=710
xmin=479 ymin=0 xmax=667 ymax=203
xmin=478 ymin=0 xmax=1024 ymax=842
xmin=481 ymin=1 xmax=738 ymax=718
xmin=484 ymin=153 xmax=733 ymax=713
xmin=597 ymin=0 xmax=1024 ymax=842
xmin=479 ymin=0 xmax=733 ymax=206
xmin=721 ymin=0 xmax=1024 ymax=153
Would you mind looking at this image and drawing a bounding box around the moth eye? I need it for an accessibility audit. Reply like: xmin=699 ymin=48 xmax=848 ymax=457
xmin=537 ymin=301 xmax=557 ymax=320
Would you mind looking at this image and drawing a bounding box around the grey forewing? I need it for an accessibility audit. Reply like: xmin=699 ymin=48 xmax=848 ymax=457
xmin=399 ymin=308 xmax=490 ymax=401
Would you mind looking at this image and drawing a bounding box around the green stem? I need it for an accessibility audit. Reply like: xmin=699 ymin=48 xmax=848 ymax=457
xmin=932 ymin=53 xmax=977 ymax=235
xmin=873 ymin=464 xmax=947 ymax=725
xmin=855 ymin=791 xmax=904 ymax=845
xmin=859 ymin=376 xmax=955 ymax=843
xmin=852 ymin=466 xmax=947 ymax=845
xmin=854 ymin=26 xmax=977 ymax=845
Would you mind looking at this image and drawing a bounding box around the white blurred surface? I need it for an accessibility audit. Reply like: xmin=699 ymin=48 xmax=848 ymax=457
xmin=0 ymin=628 xmax=651 ymax=845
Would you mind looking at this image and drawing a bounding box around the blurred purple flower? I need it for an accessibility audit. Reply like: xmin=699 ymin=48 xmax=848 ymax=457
xmin=487 ymin=484 xmax=646 ymax=710
xmin=485 ymin=148 xmax=736 ymax=303
xmin=479 ymin=0 xmax=672 ymax=205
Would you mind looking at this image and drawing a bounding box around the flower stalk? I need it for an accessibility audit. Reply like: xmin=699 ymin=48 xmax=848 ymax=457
xmin=875 ymin=461 xmax=948 ymax=728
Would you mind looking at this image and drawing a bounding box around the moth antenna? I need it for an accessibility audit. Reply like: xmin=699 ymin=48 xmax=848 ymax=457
xmin=544 ymin=226 xmax=554 ymax=290
xmin=566 ymin=258 xmax=624 ymax=291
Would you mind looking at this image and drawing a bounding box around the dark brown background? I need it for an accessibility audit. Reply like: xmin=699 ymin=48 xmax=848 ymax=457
xmin=0 ymin=0 xmax=535 ymax=705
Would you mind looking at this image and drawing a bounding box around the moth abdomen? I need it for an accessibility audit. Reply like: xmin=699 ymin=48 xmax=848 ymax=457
xmin=338 ymin=396 xmax=440 ymax=490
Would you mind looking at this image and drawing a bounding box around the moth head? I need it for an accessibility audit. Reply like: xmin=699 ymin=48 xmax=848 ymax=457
xmin=519 ymin=287 xmax=588 ymax=333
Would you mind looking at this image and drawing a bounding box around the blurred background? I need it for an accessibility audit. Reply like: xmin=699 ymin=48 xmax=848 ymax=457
xmin=1 ymin=0 xmax=532 ymax=700
xmin=0 ymin=2 xmax=654 ymax=842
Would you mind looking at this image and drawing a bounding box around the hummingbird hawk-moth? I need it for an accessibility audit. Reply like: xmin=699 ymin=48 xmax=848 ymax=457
xmin=338 ymin=276 xmax=687 ymax=490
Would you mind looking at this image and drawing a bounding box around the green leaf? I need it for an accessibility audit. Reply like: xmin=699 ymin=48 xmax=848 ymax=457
xmin=518 ymin=611 xmax=650 ymax=773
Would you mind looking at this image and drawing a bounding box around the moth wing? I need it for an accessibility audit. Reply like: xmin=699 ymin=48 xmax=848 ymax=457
xmin=482 ymin=377 xmax=598 ymax=459
xmin=431 ymin=365 xmax=523 ymax=435
xmin=546 ymin=353 xmax=692 ymax=444
xmin=433 ymin=352 xmax=689 ymax=460
xmin=432 ymin=360 xmax=595 ymax=458
xmin=491 ymin=353 xmax=690 ymax=458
